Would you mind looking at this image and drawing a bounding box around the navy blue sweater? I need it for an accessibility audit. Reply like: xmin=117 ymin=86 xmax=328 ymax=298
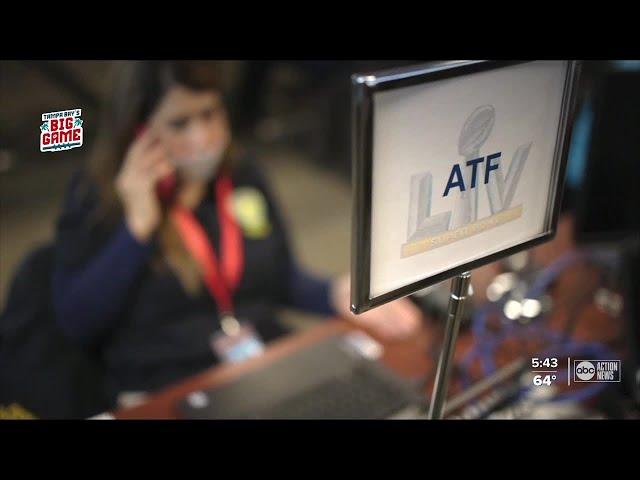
xmin=51 ymin=158 xmax=335 ymax=394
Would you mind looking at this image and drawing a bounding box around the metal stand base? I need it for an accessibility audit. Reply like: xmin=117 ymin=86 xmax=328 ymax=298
xmin=428 ymin=271 xmax=472 ymax=419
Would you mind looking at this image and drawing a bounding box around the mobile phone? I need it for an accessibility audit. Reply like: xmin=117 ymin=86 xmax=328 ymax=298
xmin=136 ymin=123 xmax=178 ymax=206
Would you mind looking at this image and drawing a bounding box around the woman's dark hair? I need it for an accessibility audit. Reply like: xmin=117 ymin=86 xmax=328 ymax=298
xmin=91 ymin=61 xmax=239 ymax=216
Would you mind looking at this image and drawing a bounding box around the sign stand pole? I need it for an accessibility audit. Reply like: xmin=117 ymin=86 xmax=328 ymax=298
xmin=428 ymin=271 xmax=472 ymax=419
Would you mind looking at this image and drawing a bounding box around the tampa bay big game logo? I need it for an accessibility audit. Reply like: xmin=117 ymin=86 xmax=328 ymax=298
xmin=402 ymin=105 xmax=532 ymax=258
xmin=40 ymin=108 xmax=83 ymax=152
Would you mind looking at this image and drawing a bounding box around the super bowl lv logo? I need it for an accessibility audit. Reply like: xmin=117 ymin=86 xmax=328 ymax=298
xmin=40 ymin=108 xmax=83 ymax=152
xmin=402 ymin=105 xmax=532 ymax=258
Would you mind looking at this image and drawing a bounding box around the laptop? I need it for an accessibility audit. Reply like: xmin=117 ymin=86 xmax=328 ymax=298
xmin=178 ymin=333 xmax=427 ymax=419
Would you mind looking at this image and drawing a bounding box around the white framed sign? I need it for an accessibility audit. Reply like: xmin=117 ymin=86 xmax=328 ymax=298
xmin=350 ymin=60 xmax=580 ymax=313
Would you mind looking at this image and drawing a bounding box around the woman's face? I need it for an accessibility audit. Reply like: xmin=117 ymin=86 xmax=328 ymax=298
xmin=149 ymin=85 xmax=231 ymax=180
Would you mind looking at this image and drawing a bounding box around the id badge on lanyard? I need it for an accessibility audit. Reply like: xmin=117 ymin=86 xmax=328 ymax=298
xmin=172 ymin=175 xmax=265 ymax=364
xmin=210 ymin=313 xmax=265 ymax=363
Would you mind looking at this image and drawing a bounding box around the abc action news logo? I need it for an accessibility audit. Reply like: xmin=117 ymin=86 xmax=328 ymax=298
xmin=40 ymin=108 xmax=83 ymax=152
xmin=574 ymin=360 xmax=621 ymax=383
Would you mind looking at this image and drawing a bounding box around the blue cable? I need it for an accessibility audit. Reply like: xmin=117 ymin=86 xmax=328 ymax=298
xmin=459 ymin=248 xmax=618 ymax=406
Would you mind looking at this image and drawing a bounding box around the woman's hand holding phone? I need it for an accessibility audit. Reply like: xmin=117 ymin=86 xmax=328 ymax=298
xmin=115 ymin=128 xmax=174 ymax=243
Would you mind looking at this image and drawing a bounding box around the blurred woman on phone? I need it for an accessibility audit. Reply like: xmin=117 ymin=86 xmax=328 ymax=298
xmin=52 ymin=61 xmax=422 ymax=405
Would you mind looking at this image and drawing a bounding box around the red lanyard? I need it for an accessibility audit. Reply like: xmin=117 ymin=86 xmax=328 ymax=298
xmin=171 ymin=175 xmax=244 ymax=314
